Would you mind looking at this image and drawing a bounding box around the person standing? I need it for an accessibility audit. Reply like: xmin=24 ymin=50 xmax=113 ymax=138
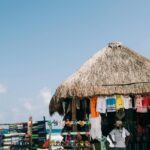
xmin=108 ymin=120 xmax=130 ymax=150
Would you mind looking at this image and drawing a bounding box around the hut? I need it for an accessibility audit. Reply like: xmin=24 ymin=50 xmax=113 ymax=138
xmin=49 ymin=42 xmax=150 ymax=149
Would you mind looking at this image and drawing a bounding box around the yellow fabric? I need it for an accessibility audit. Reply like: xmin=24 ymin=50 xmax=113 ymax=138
xmin=90 ymin=96 xmax=100 ymax=117
xmin=116 ymin=95 xmax=124 ymax=109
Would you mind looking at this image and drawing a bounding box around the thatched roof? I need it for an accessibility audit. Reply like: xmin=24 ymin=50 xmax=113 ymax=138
xmin=53 ymin=42 xmax=150 ymax=98
xmin=50 ymin=42 xmax=150 ymax=112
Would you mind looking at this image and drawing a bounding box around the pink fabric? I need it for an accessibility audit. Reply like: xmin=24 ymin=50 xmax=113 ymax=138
xmin=136 ymin=96 xmax=147 ymax=113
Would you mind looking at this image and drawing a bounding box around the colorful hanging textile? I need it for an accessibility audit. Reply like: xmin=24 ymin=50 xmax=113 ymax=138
xmin=106 ymin=97 xmax=116 ymax=112
xmin=96 ymin=96 xmax=107 ymax=113
xmin=116 ymin=95 xmax=124 ymax=110
xmin=100 ymin=136 xmax=107 ymax=150
xmin=123 ymin=96 xmax=132 ymax=109
xmin=89 ymin=115 xmax=102 ymax=140
xmin=136 ymin=95 xmax=147 ymax=113
xmin=90 ymin=97 xmax=99 ymax=117
xmin=142 ymin=96 xmax=150 ymax=108
xmin=0 ymin=135 xmax=3 ymax=148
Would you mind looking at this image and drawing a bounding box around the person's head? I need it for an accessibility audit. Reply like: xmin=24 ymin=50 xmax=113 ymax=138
xmin=115 ymin=120 xmax=123 ymax=129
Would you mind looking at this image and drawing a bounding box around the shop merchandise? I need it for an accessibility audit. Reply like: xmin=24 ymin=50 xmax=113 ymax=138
xmin=59 ymin=95 xmax=150 ymax=149
xmin=90 ymin=96 xmax=99 ymax=117
xmin=136 ymin=95 xmax=147 ymax=113
xmin=123 ymin=96 xmax=133 ymax=109
xmin=100 ymin=136 xmax=107 ymax=150
xmin=96 ymin=96 xmax=107 ymax=113
xmin=89 ymin=115 xmax=102 ymax=140
xmin=106 ymin=97 xmax=116 ymax=112
xmin=0 ymin=135 xmax=3 ymax=147
xmin=116 ymin=95 xmax=124 ymax=110
xmin=101 ymin=113 xmax=109 ymax=136
xmin=142 ymin=96 xmax=150 ymax=109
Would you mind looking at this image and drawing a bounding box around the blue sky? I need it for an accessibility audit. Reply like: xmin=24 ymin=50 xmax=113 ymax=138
xmin=0 ymin=0 xmax=150 ymax=123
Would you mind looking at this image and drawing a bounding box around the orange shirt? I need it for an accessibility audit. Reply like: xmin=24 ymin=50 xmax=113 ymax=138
xmin=90 ymin=96 xmax=100 ymax=117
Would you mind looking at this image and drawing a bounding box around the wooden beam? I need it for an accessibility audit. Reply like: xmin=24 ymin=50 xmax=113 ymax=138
xmin=82 ymin=99 xmax=86 ymax=120
xmin=71 ymin=97 xmax=77 ymax=131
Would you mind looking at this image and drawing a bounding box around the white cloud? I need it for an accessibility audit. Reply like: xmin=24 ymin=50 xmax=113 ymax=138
xmin=0 ymin=87 xmax=60 ymax=124
xmin=0 ymin=114 xmax=4 ymax=121
xmin=12 ymin=108 xmax=20 ymax=113
xmin=18 ymin=97 xmax=34 ymax=111
xmin=0 ymin=84 xmax=7 ymax=94
xmin=23 ymin=101 xmax=33 ymax=111
xmin=39 ymin=87 xmax=52 ymax=105
xmin=11 ymin=108 xmax=22 ymax=122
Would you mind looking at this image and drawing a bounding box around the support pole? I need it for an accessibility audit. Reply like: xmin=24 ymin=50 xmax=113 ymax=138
xmin=71 ymin=97 xmax=77 ymax=131
xmin=48 ymin=121 xmax=52 ymax=150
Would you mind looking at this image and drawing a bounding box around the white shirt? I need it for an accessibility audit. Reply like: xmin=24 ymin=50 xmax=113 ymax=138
xmin=123 ymin=96 xmax=132 ymax=109
xmin=96 ymin=96 xmax=107 ymax=113
xmin=110 ymin=128 xmax=130 ymax=148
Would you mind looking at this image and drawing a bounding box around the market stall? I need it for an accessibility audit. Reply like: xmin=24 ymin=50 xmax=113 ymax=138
xmin=49 ymin=42 xmax=150 ymax=150
xmin=0 ymin=117 xmax=47 ymax=150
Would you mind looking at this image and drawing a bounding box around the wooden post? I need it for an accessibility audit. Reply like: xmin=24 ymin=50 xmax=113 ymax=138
xmin=82 ymin=99 xmax=86 ymax=120
xmin=71 ymin=97 xmax=77 ymax=131
xmin=27 ymin=116 xmax=32 ymax=149
xmin=48 ymin=121 xmax=52 ymax=150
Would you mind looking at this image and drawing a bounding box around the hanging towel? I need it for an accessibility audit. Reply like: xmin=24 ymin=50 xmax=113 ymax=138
xmin=89 ymin=115 xmax=102 ymax=140
xmin=123 ymin=96 xmax=132 ymax=109
xmin=90 ymin=97 xmax=99 ymax=117
xmin=96 ymin=96 xmax=107 ymax=113
xmin=136 ymin=95 xmax=147 ymax=113
xmin=116 ymin=95 xmax=124 ymax=110
xmin=142 ymin=96 xmax=150 ymax=109
xmin=100 ymin=136 xmax=107 ymax=150
xmin=106 ymin=97 xmax=116 ymax=112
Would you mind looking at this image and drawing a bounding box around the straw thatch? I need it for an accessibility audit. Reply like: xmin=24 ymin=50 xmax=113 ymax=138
xmin=49 ymin=42 xmax=150 ymax=114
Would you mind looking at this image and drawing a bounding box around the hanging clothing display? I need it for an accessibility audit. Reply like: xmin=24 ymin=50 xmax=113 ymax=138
xmin=100 ymin=136 xmax=107 ymax=150
xmin=116 ymin=95 xmax=124 ymax=110
xmin=142 ymin=96 xmax=150 ymax=109
xmin=96 ymin=96 xmax=107 ymax=113
xmin=89 ymin=115 xmax=102 ymax=140
xmin=90 ymin=97 xmax=99 ymax=117
xmin=123 ymin=96 xmax=133 ymax=109
xmin=106 ymin=97 xmax=116 ymax=112
xmin=0 ymin=135 xmax=3 ymax=147
xmin=101 ymin=113 xmax=109 ymax=136
xmin=136 ymin=96 xmax=147 ymax=113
